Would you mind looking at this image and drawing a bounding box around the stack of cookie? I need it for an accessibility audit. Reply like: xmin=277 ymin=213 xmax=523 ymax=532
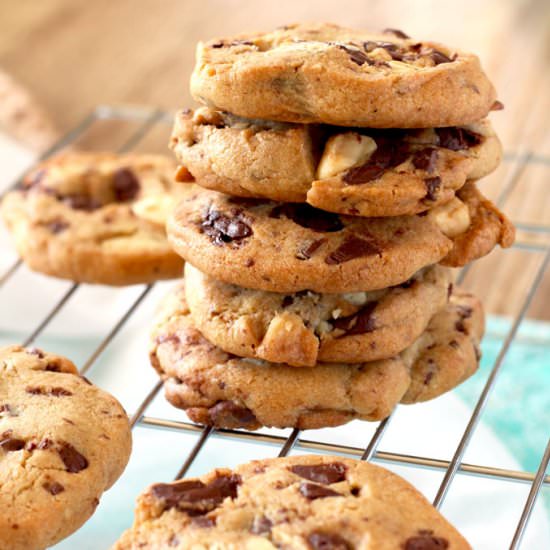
xmin=154 ymin=23 xmax=514 ymax=431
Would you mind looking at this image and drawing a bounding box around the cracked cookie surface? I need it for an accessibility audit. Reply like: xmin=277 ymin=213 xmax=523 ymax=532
xmin=113 ymin=455 xmax=471 ymax=549
xmin=184 ymin=263 xmax=452 ymax=366
xmin=0 ymin=345 xmax=132 ymax=550
xmin=167 ymin=184 xmax=513 ymax=293
xmin=191 ymin=22 xmax=496 ymax=128
xmin=1 ymin=152 xmax=189 ymax=285
xmin=150 ymin=284 xmax=483 ymax=430
xmin=171 ymin=107 xmax=501 ymax=216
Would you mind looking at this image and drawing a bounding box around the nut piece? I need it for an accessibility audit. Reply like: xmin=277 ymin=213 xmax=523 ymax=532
xmin=317 ymin=133 xmax=377 ymax=179
xmin=131 ymin=195 xmax=175 ymax=226
xmin=429 ymin=197 xmax=471 ymax=237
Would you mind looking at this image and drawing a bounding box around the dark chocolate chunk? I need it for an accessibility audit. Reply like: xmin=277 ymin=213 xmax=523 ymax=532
xmin=325 ymin=236 xmax=382 ymax=265
xmin=151 ymin=473 xmax=241 ymax=516
xmin=27 ymin=347 xmax=45 ymax=358
xmin=412 ymin=148 xmax=438 ymax=173
xmin=63 ymin=195 xmax=102 ymax=211
xmin=403 ymin=534 xmax=449 ymax=549
xmin=436 ymin=127 xmax=482 ymax=151
xmin=308 ymin=531 xmax=352 ymax=549
xmin=211 ymin=39 xmax=254 ymax=48
xmin=332 ymin=301 xmax=377 ymax=335
xmin=449 ymin=340 xmax=459 ymax=349
xmin=201 ymin=208 xmax=253 ymax=245
xmin=364 ymin=40 xmax=405 ymax=61
xmin=0 ymin=404 xmax=14 ymax=416
xmin=0 ymin=437 xmax=25 ymax=452
xmin=296 ymin=238 xmax=327 ymax=260
xmin=455 ymin=320 xmax=467 ymax=333
xmin=43 ymin=481 xmax=65 ymax=495
xmin=491 ymin=100 xmax=504 ymax=111
xmin=430 ymin=50 xmax=454 ymax=65
xmin=191 ymin=516 xmax=216 ymax=528
xmin=251 ymin=515 xmax=273 ymax=535
xmin=456 ymin=305 xmax=473 ymax=319
xmin=25 ymin=386 xmax=73 ymax=397
xmin=281 ymin=296 xmax=294 ymax=308
xmin=299 ymin=482 xmax=341 ymax=500
xmin=336 ymin=44 xmax=370 ymax=66
xmin=209 ymin=401 xmax=257 ymax=427
xmin=290 ymin=462 xmax=347 ymax=484
xmin=424 ymin=177 xmax=441 ymax=201
xmin=57 ymin=442 xmax=89 ymax=473
xmin=383 ymin=28 xmax=410 ymax=39
xmin=270 ymin=204 xmax=343 ymax=232
xmin=113 ymin=168 xmax=140 ymax=202
xmin=343 ymin=139 xmax=410 ymax=184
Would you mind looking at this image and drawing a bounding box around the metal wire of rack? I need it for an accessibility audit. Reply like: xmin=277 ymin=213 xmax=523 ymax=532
xmin=0 ymin=105 xmax=549 ymax=549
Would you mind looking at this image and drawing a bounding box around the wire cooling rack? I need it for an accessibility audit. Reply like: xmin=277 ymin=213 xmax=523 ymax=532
xmin=0 ymin=105 xmax=549 ymax=549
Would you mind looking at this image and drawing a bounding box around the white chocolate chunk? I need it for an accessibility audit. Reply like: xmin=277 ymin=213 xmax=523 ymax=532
xmin=429 ymin=197 xmax=471 ymax=237
xmin=131 ymin=195 xmax=175 ymax=226
xmin=317 ymin=133 xmax=377 ymax=179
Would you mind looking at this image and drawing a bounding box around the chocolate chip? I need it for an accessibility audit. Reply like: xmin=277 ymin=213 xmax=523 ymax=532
xmin=332 ymin=301 xmax=377 ymax=335
xmin=245 ymin=258 xmax=255 ymax=267
xmin=26 ymin=438 xmax=53 ymax=451
xmin=26 ymin=386 xmax=73 ymax=397
xmin=430 ymin=50 xmax=454 ymax=65
xmin=43 ymin=481 xmax=65 ymax=495
xmin=491 ymin=100 xmax=504 ymax=111
xmin=447 ymin=283 xmax=453 ymax=299
xmin=325 ymin=236 xmax=382 ymax=265
xmin=412 ymin=148 xmax=438 ymax=173
xmin=296 ymin=238 xmax=327 ymax=260
xmin=0 ymin=404 xmax=13 ymax=416
xmin=113 ymin=168 xmax=140 ymax=202
xmin=290 ymin=462 xmax=347 ymax=484
xmin=343 ymin=139 xmax=410 ymax=184
xmin=44 ymin=219 xmax=69 ymax=234
xmin=436 ymin=127 xmax=483 ymax=151
xmin=201 ymin=208 xmax=253 ymax=245
xmin=455 ymin=320 xmax=467 ymax=333
xmin=251 ymin=515 xmax=272 ymax=535
xmin=281 ymin=296 xmax=294 ymax=308
xmin=45 ymin=362 xmax=61 ymax=372
xmin=209 ymin=401 xmax=257 ymax=427
xmin=270 ymin=204 xmax=344 ymax=232
xmin=308 ymin=531 xmax=352 ymax=549
xmin=299 ymin=482 xmax=341 ymax=500
xmin=403 ymin=534 xmax=449 ymax=549
xmin=457 ymin=305 xmax=473 ymax=319
xmin=424 ymin=177 xmax=441 ymax=201
xmin=57 ymin=442 xmax=89 ymax=473
xmin=364 ymin=40 xmax=405 ymax=61
xmin=152 ymin=473 xmax=241 ymax=516
xmin=0 ymin=437 xmax=25 ymax=452
xmin=383 ymin=28 xmax=410 ymax=39
xmin=211 ymin=39 xmax=255 ymax=48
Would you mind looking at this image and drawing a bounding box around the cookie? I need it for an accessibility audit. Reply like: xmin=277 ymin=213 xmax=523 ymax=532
xmin=171 ymin=107 xmax=501 ymax=217
xmin=167 ymin=184 xmax=512 ymax=293
xmin=113 ymin=455 xmax=470 ymax=549
xmin=190 ymin=23 xmax=497 ymax=128
xmin=184 ymin=262 xmax=452 ymax=367
xmin=150 ymin=283 xmax=483 ymax=430
xmin=0 ymin=345 xmax=132 ymax=550
xmin=1 ymin=152 xmax=191 ymax=285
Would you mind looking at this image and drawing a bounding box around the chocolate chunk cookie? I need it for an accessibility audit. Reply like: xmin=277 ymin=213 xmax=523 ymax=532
xmin=167 ymin=184 xmax=512 ymax=293
xmin=185 ymin=263 xmax=452 ymax=366
xmin=150 ymin=283 xmax=483 ymax=430
xmin=191 ymin=23 xmax=496 ymax=128
xmin=0 ymin=345 xmax=132 ymax=550
xmin=171 ymin=107 xmax=501 ymax=216
xmin=1 ymin=152 xmax=191 ymax=285
xmin=113 ymin=455 xmax=471 ymax=549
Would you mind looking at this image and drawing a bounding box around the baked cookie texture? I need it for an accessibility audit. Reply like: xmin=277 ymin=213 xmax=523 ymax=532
xmin=113 ymin=455 xmax=471 ymax=549
xmin=167 ymin=184 xmax=513 ymax=293
xmin=184 ymin=262 xmax=452 ymax=366
xmin=0 ymin=345 xmax=132 ymax=550
xmin=150 ymin=283 xmax=483 ymax=430
xmin=1 ymin=152 xmax=190 ymax=285
xmin=191 ymin=23 xmax=496 ymax=128
xmin=171 ymin=107 xmax=501 ymax=216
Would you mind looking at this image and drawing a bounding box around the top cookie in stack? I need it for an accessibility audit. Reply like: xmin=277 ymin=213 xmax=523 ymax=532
xmin=159 ymin=23 xmax=514 ymax=430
